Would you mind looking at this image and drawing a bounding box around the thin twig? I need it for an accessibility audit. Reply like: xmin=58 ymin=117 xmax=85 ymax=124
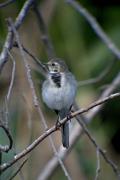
xmin=1 ymin=92 xmax=120 ymax=173
xmin=12 ymin=147 xmax=25 ymax=180
xmin=95 ymin=149 xmax=101 ymax=180
xmin=6 ymin=50 xmax=16 ymax=101
xmin=8 ymin=158 xmax=28 ymax=180
xmin=7 ymin=18 xmax=39 ymax=107
xmin=0 ymin=125 xmax=13 ymax=153
xmin=78 ymin=59 xmax=115 ymax=86
xmin=0 ymin=0 xmax=15 ymax=8
xmin=75 ymin=114 xmax=119 ymax=178
xmin=0 ymin=48 xmax=20 ymax=179
xmin=22 ymin=93 xmax=33 ymax=180
xmin=0 ymin=0 xmax=35 ymax=72
xmin=0 ymin=27 xmax=13 ymax=72
xmin=33 ymin=1 xmax=55 ymax=58
xmin=4 ymin=50 xmax=16 ymax=128
xmin=7 ymin=51 xmax=25 ymax=180
xmin=13 ymin=42 xmax=47 ymax=78
xmin=66 ymin=0 xmax=120 ymax=59
xmin=0 ymin=50 xmax=15 ymax=153
xmin=48 ymin=136 xmax=72 ymax=180
xmin=9 ymin=18 xmax=72 ymax=180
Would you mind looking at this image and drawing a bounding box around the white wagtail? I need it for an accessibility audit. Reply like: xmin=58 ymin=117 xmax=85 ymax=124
xmin=42 ymin=58 xmax=77 ymax=148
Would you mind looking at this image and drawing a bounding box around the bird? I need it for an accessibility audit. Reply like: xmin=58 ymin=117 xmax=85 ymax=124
xmin=42 ymin=58 xmax=77 ymax=148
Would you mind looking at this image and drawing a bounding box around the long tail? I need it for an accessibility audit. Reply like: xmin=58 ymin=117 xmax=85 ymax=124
xmin=59 ymin=109 xmax=69 ymax=148
xmin=61 ymin=121 xmax=69 ymax=148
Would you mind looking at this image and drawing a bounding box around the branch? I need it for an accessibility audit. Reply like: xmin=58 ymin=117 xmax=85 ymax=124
xmin=13 ymin=42 xmax=47 ymax=78
xmin=0 ymin=0 xmax=15 ymax=8
xmin=8 ymin=158 xmax=28 ymax=180
xmin=78 ymin=59 xmax=115 ymax=86
xmin=95 ymin=149 xmax=100 ymax=180
xmin=0 ymin=0 xmax=35 ymax=72
xmin=6 ymin=50 xmax=16 ymax=101
xmin=0 ymin=50 xmax=15 ymax=153
xmin=0 ymin=125 xmax=13 ymax=153
xmin=0 ymin=91 xmax=120 ymax=173
xmin=66 ymin=0 xmax=120 ymax=59
xmin=32 ymin=1 xmax=55 ymax=58
xmin=75 ymin=112 xmax=120 ymax=177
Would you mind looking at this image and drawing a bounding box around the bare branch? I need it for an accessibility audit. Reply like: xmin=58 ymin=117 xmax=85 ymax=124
xmin=32 ymin=1 xmax=55 ymax=58
xmin=75 ymin=113 xmax=120 ymax=178
xmin=66 ymin=0 xmax=120 ymax=59
xmin=8 ymin=158 xmax=28 ymax=180
xmin=12 ymin=147 xmax=25 ymax=180
xmin=0 ymin=49 xmax=15 ymax=176
xmin=78 ymin=59 xmax=115 ymax=86
xmin=48 ymin=136 xmax=72 ymax=180
xmin=0 ymin=28 xmax=13 ymax=72
xmin=0 ymin=91 xmax=120 ymax=173
xmin=13 ymin=42 xmax=47 ymax=78
xmin=0 ymin=125 xmax=13 ymax=153
xmin=6 ymin=50 xmax=16 ymax=101
xmin=0 ymin=0 xmax=35 ymax=72
xmin=0 ymin=0 xmax=15 ymax=8
xmin=95 ymin=149 xmax=101 ymax=180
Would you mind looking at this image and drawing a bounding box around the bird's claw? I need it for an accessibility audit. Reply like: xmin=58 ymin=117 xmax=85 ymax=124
xmin=55 ymin=118 xmax=61 ymax=129
xmin=66 ymin=112 xmax=72 ymax=121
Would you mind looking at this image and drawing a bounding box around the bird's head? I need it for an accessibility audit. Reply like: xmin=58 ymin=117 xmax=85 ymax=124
xmin=45 ymin=58 xmax=68 ymax=74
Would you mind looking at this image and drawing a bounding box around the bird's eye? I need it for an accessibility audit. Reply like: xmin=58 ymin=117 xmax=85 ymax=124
xmin=51 ymin=63 xmax=55 ymax=66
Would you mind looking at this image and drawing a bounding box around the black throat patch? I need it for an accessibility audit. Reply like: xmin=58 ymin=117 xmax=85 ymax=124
xmin=51 ymin=73 xmax=61 ymax=88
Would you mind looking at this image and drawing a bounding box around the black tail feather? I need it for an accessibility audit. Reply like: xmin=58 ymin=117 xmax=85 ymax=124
xmin=61 ymin=121 xmax=69 ymax=148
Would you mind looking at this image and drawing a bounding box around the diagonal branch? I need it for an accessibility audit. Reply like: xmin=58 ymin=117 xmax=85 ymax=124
xmin=66 ymin=0 xmax=120 ymax=59
xmin=32 ymin=1 xmax=55 ymax=59
xmin=0 ymin=0 xmax=16 ymax=8
xmin=0 ymin=0 xmax=35 ymax=72
xmin=6 ymin=50 xmax=16 ymax=102
xmin=0 ymin=125 xmax=13 ymax=153
xmin=0 ymin=91 xmax=120 ymax=173
xmin=75 ymin=113 xmax=120 ymax=177
xmin=8 ymin=158 xmax=28 ymax=180
xmin=78 ymin=58 xmax=115 ymax=86
xmin=13 ymin=42 xmax=47 ymax=78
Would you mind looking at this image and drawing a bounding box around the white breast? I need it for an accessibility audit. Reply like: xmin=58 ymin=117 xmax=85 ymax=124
xmin=42 ymin=73 xmax=77 ymax=110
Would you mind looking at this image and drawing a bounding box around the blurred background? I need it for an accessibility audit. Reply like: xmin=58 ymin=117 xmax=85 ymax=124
xmin=0 ymin=0 xmax=120 ymax=179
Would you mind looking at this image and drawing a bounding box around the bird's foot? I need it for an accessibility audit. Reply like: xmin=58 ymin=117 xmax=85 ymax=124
xmin=66 ymin=112 xmax=72 ymax=121
xmin=55 ymin=118 xmax=61 ymax=130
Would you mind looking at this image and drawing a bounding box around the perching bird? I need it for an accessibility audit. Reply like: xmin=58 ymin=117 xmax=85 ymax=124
xmin=42 ymin=58 xmax=77 ymax=148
